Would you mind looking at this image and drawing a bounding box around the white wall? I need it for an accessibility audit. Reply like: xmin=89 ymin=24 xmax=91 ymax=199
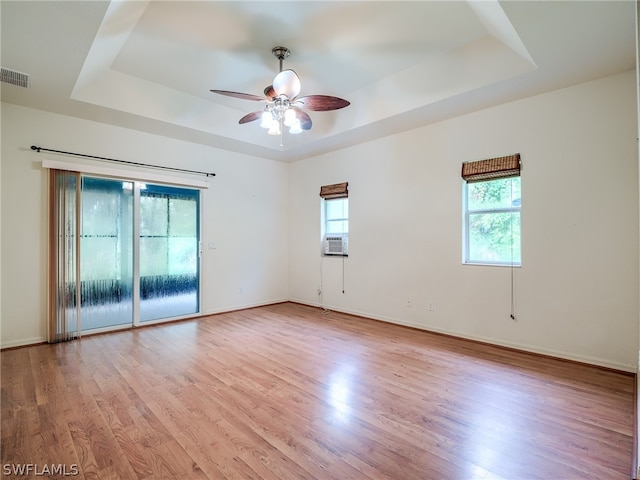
xmin=2 ymin=71 xmax=638 ymax=372
xmin=290 ymin=71 xmax=639 ymax=371
xmin=0 ymin=103 xmax=289 ymax=348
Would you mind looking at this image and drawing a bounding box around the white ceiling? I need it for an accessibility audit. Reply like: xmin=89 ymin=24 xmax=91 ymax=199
xmin=1 ymin=1 xmax=636 ymax=162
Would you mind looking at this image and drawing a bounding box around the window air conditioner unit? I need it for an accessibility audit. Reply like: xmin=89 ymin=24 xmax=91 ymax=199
xmin=324 ymin=234 xmax=348 ymax=256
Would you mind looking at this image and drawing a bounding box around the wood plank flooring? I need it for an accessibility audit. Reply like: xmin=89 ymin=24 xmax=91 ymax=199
xmin=1 ymin=302 xmax=634 ymax=479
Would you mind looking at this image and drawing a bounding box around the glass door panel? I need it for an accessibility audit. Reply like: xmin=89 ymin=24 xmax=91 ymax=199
xmin=80 ymin=177 xmax=133 ymax=331
xmin=139 ymin=184 xmax=199 ymax=322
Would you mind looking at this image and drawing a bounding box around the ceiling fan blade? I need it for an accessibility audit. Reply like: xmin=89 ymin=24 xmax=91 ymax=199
xmin=296 ymin=95 xmax=350 ymax=111
xmin=273 ymin=69 xmax=301 ymax=99
xmin=239 ymin=111 xmax=263 ymax=124
xmin=264 ymin=85 xmax=276 ymax=100
xmin=210 ymin=90 xmax=264 ymax=102
xmin=294 ymin=108 xmax=312 ymax=130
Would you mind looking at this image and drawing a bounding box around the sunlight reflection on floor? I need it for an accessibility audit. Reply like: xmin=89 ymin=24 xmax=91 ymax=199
xmin=327 ymin=362 xmax=359 ymax=424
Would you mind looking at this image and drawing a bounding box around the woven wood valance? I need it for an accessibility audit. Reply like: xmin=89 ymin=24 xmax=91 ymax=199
xmin=319 ymin=182 xmax=348 ymax=199
xmin=461 ymin=154 xmax=521 ymax=183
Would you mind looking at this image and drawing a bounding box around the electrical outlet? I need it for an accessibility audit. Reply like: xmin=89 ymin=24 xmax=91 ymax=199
xmin=239 ymin=287 xmax=244 ymax=295
xmin=427 ymin=301 xmax=434 ymax=311
xmin=317 ymin=287 xmax=322 ymax=296
xmin=406 ymin=299 xmax=412 ymax=308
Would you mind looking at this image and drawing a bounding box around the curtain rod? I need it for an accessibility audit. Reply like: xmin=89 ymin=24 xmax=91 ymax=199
xmin=31 ymin=145 xmax=216 ymax=177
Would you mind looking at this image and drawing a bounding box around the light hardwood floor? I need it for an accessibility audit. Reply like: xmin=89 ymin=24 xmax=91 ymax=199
xmin=1 ymin=302 xmax=634 ymax=479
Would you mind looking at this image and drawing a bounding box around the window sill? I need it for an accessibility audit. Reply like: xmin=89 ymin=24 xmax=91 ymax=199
xmin=462 ymin=262 xmax=521 ymax=268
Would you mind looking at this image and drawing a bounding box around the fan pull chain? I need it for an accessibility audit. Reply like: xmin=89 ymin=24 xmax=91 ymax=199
xmin=280 ymin=119 xmax=284 ymax=147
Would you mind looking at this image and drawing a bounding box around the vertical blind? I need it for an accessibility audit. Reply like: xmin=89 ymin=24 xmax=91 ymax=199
xmin=48 ymin=169 xmax=81 ymax=342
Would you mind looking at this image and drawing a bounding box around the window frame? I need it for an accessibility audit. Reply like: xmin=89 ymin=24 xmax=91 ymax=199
xmin=323 ymin=197 xmax=349 ymax=236
xmin=462 ymin=176 xmax=521 ymax=267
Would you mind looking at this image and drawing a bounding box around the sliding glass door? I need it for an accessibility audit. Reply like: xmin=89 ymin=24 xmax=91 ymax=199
xmin=139 ymin=184 xmax=199 ymax=322
xmin=49 ymin=172 xmax=200 ymax=341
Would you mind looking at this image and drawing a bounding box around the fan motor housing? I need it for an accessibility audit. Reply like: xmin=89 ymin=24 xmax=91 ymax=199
xmin=272 ymin=46 xmax=290 ymax=60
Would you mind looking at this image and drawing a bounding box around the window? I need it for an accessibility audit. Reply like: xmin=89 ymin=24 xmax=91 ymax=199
xmin=462 ymin=155 xmax=521 ymax=266
xmin=320 ymin=182 xmax=349 ymax=256
xmin=325 ymin=198 xmax=349 ymax=235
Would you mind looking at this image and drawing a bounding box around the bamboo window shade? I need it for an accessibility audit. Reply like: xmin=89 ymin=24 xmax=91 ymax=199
xmin=319 ymin=182 xmax=348 ymax=199
xmin=461 ymin=154 xmax=521 ymax=183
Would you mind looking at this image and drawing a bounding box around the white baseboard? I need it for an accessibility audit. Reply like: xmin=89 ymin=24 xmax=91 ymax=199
xmin=0 ymin=299 xmax=289 ymax=350
xmin=290 ymin=299 xmax=636 ymax=373
xmin=1 ymin=336 xmax=46 ymax=349
xmin=4 ymin=300 xmax=635 ymax=374
xmin=202 ymin=298 xmax=289 ymax=316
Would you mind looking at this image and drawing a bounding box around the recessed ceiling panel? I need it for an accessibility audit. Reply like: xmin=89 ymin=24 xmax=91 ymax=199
xmin=72 ymin=0 xmax=539 ymax=154
xmin=112 ymin=1 xmax=487 ymax=99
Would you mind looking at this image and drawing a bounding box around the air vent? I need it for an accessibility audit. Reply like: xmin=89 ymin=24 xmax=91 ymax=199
xmin=1 ymin=67 xmax=30 ymax=88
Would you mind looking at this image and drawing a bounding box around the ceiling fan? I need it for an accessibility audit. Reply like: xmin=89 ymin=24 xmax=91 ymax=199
xmin=210 ymin=46 xmax=350 ymax=136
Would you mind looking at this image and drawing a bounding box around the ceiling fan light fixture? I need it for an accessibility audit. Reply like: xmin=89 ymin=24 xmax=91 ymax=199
xmin=283 ymin=108 xmax=297 ymax=127
xmin=260 ymin=110 xmax=271 ymax=128
xmin=289 ymin=118 xmax=302 ymax=134
xmin=268 ymin=119 xmax=281 ymax=135
xmin=210 ymin=45 xmax=349 ymax=142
